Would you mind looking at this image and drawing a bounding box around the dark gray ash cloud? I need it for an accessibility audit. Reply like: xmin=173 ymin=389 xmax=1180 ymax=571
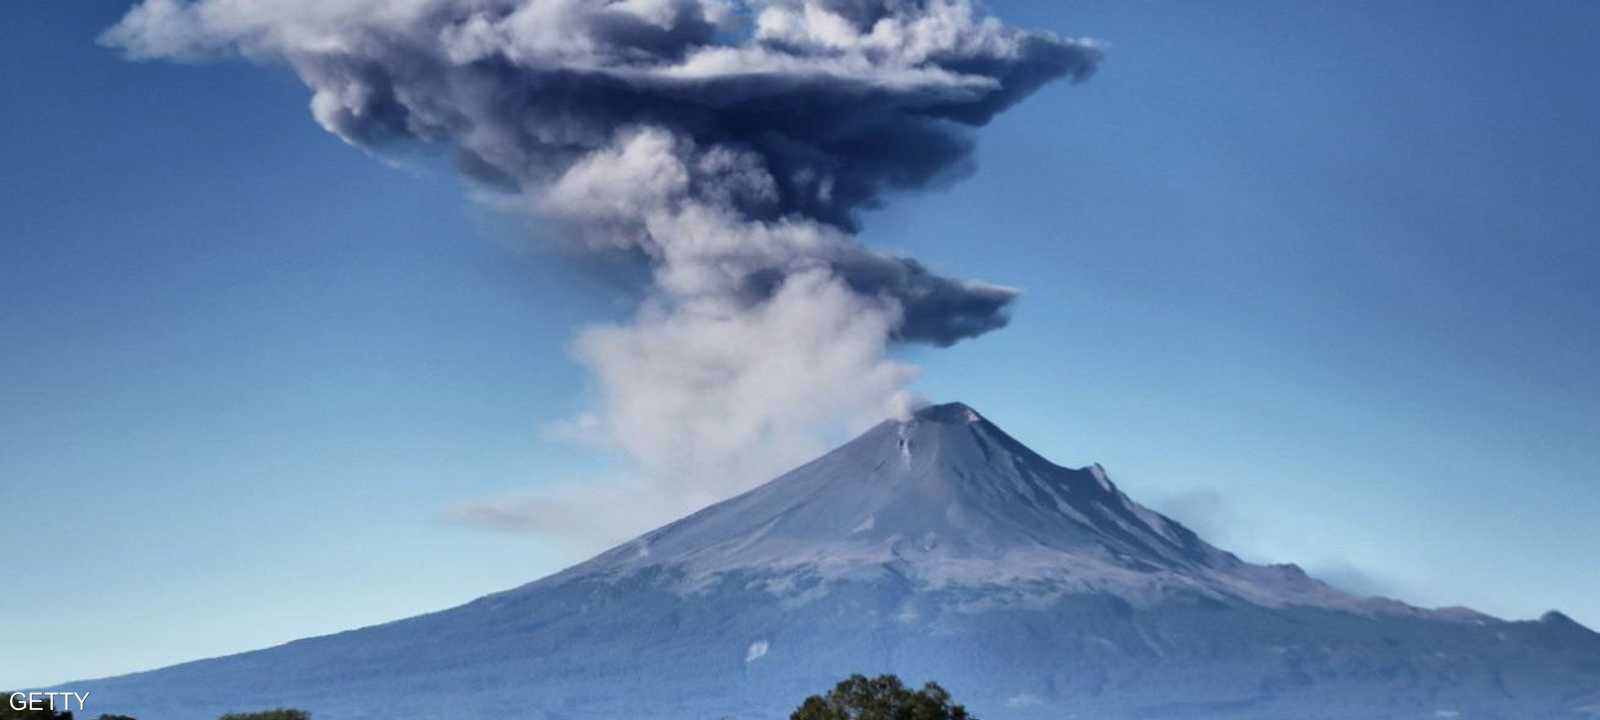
xmin=104 ymin=0 xmax=1100 ymax=505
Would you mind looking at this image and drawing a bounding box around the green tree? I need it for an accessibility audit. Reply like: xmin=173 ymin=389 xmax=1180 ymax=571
xmin=790 ymin=674 xmax=973 ymax=720
xmin=217 ymin=710 xmax=309 ymax=720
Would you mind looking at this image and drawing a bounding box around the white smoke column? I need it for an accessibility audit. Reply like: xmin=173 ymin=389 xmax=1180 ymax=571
xmin=537 ymin=127 xmax=924 ymax=490
xmin=103 ymin=0 xmax=1100 ymax=535
xmin=575 ymin=271 xmax=919 ymax=501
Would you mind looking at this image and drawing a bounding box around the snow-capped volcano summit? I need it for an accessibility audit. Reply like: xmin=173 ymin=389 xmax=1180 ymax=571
xmin=579 ymin=400 xmax=1217 ymax=576
xmin=566 ymin=402 xmax=1363 ymax=613
xmin=61 ymin=403 xmax=1600 ymax=720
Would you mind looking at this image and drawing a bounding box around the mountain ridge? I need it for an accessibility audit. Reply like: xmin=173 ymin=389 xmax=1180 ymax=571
xmin=528 ymin=402 xmax=1503 ymax=623
xmin=51 ymin=401 xmax=1600 ymax=720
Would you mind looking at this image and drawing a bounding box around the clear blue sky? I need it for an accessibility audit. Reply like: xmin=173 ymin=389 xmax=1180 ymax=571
xmin=4 ymin=0 xmax=1597 ymax=689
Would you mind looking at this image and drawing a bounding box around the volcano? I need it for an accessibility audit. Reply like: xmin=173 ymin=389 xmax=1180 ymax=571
xmin=61 ymin=403 xmax=1600 ymax=719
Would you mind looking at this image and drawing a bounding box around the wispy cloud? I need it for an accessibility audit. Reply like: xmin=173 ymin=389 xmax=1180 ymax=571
xmin=1152 ymin=487 xmax=1399 ymax=599
xmin=444 ymin=479 xmax=685 ymax=552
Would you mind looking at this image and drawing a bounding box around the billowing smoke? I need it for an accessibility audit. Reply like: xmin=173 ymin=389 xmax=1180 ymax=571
xmin=104 ymin=0 xmax=1100 ymax=533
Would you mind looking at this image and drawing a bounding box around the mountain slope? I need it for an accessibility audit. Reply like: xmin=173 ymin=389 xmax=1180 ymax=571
xmin=57 ymin=403 xmax=1600 ymax=719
